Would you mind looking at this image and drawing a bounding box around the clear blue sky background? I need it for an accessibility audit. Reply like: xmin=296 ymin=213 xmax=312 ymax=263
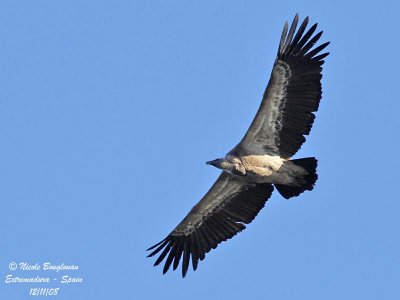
xmin=1 ymin=1 xmax=399 ymax=299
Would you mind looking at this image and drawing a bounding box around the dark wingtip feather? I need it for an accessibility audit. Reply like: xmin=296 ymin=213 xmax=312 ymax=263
xmin=287 ymin=16 xmax=309 ymax=54
xmin=290 ymin=23 xmax=318 ymax=55
xmin=163 ymin=245 xmax=176 ymax=274
xmin=182 ymin=239 xmax=190 ymax=278
xmin=299 ymin=31 xmax=323 ymax=56
xmin=279 ymin=21 xmax=289 ymax=55
xmin=314 ymin=52 xmax=330 ymax=61
xmin=305 ymin=41 xmax=330 ymax=58
xmin=172 ymin=238 xmax=184 ymax=271
xmin=146 ymin=237 xmax=167 ymax=251
xmin=278 ymin=15 xmax=330 ymax=62
xmin=281 ymin=14 xmax=299 ymax=53
xmin=147 ymin=238 xmax=170 ymax=258
xmin=153 ymin=240 xmax=173 ymax=266
xmin=191 ymin=233 xmax=199 ymax=271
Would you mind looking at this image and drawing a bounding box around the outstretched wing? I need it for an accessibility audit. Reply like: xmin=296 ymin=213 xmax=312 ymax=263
xmin=238 ymin=14 xmax=329 ymax=158
xmin=147 ymin=172 xmax=274 ymax=277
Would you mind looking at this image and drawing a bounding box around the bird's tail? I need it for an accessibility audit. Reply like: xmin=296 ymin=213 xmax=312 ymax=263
xmin=275 ymin=157 xmax=318 ymax=199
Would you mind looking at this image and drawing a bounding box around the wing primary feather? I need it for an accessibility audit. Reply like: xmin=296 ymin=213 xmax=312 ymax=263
xmin=146 ymin=237 xmax=168 ymax=252
xmin=191 ymin=232 xmax=200 ymax=271
xmin=172 ymin=237 xmax=184 ymax=271
xmin=278 ymin=21 xmax=289 ymax=55
xmin=291 ymin=23 xmax=318 ymax=55
xmin=153 ymin=240 xmax=174 ymax=266
xmin=182 ymin=238 xmax=191 ymax=277
xmin=287 ymin=17 xmax=309 ymax=54
xmin=163 ymin=242 xmax=178 ymax=274
xmin=312 ymin=52 xmax=329 ymax=61
xmin=305 ymin=41 xmax=330 ymax=58
xmin=299 ymin=31 xmax=323 ymax=56
xmin=147 ymin=238 xmax=170 ymax=257
xmin=282 ymin=14 xmax=299 ymax=54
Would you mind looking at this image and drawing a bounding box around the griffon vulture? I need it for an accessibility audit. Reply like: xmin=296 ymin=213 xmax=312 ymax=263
xmin=147 ymin=14 xmax=329 ymax=277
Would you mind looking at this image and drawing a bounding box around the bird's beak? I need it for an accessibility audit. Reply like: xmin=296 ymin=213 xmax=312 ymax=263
xmin=206 ymin=159 xmax=219 ymax=167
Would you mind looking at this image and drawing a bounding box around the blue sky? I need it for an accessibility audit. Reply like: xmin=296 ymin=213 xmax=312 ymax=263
xmin=1 ymin=1 xmax=400 ymax=299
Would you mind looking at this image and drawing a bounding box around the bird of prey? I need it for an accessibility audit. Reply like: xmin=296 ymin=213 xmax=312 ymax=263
xmin=147 ymin=14 xmax=329 ymax=277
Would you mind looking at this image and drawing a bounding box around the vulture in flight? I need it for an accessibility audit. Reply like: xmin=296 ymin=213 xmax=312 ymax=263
xmin=147 ymin=14 xmax=329 ymax=277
